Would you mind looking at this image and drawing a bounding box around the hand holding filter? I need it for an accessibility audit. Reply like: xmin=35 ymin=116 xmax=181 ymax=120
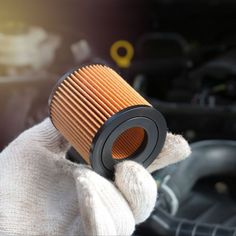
xmin=49 ymin=64 xmax=167 ymax=177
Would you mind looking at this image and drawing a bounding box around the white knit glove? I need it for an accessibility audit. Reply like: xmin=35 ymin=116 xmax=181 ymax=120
xmin=0 ymin=118 xmax=190 ymax=236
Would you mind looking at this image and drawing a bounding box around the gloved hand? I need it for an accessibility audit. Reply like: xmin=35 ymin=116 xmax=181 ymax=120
xmin=0 ymin=118 xmax=190 ymax=236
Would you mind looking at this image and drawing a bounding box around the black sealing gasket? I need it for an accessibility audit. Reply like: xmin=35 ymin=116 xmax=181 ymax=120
xmin=90 ymin=105 xmax=167 ymax=178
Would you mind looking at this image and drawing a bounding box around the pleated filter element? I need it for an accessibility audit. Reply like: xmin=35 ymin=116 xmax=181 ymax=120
xmin=49 ymin=64 xmax=167 ymax=177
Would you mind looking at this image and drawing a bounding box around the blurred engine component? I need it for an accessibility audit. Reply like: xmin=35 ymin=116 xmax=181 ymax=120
xmin=71 ymin=39 xmax=92 ymax=64
xmin=0 ymin=23 xmax=61 ymax=150
xmin=0 ymin=72 xmax=57 ymax=150
xmin=190 ymin=49 xmax=236 ymax=107
xmin=0 ymin=23 xmax=60 ymax=73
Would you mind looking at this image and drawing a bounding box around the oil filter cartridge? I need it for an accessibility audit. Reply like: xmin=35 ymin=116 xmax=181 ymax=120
xmin=49 ymin=64 xmax=167 ymax=177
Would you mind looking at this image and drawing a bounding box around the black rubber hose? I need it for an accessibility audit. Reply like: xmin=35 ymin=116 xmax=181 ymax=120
xmin=147 ymin=207 xmax=236 ymax=236
xmin=166 ymin=140 xmax=236 ymax=203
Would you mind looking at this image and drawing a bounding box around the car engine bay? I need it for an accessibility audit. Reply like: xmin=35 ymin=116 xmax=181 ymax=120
xmin=0 ymin=1 xmax=236 ymax=235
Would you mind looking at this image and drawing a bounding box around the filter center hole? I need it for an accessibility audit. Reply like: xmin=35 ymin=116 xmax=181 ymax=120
xmin=112 ymin=127 xmax=146 ymax=160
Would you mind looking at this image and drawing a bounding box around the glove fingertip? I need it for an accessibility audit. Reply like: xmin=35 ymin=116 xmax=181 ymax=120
xmin=115 ymin=161 xmax=157 ymax=224
xmin=147 ymin=132 xmax=191 ymax=173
